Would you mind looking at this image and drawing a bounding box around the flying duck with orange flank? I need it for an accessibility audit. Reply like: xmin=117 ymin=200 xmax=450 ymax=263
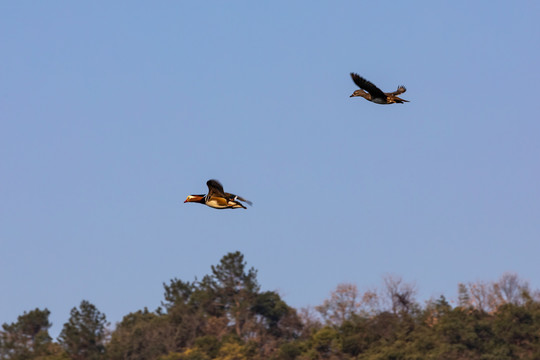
xmin=184 ymin=179 xmax=252 ymax=209
xmin=349 ymin=73 xmax=409 ymax=104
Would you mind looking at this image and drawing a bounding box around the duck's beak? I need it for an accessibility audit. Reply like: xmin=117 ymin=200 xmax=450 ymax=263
xmin=349 ymin=93 xmax=355 ymax=97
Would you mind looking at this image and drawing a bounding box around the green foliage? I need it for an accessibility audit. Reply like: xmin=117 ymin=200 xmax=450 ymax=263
xmin=199 ymin=251 xmax=260 ymax=338
xmin=108 ymin=252 xmax=302 ymax=359
xmin=277 ymin=342 xmax=303 ymax=360
xmin=158 ymin=348 xmax=209 ymax=360
xmin=163 ymin=280 xmax=196 ymax=309
xmin=252 ymin=291 xmax=292 ymax=336
xmin=32 ymin=343 xmax=70 ymax=360
xmin=5 ymin=254 xmax=540 ymax=360
xmin=491 ymin=303 xmax=538 ymax=359
xmin=58 ymin=300 xmax=108 ymax=360
xmin=193 ymin=336 xmax=220 ymax=359
xmin=311 ymin=327 xmax=340 ymax=356
xmin=214 ymin=342 xmax=247 ymax=360
xmin=0 ymin=308 xmax=53 ymax=360
xmin=107 ymin=308 xmax=175 ymax=360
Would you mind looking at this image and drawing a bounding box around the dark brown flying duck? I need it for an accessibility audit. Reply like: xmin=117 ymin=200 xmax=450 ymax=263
xmin=184 ymin=179 xmax=252 ymax=209
xmin=349 ymin=73 xmax=409 ymax=104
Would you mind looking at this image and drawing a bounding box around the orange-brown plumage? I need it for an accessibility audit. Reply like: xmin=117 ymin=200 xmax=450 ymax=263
xmin=184 ymin=180 xmax=252 ymax=210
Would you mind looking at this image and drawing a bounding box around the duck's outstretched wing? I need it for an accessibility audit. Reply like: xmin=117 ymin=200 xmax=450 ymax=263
xmin=350 ymin=73 xmax=386 ymax=99
xmin=388 ymin=85 xmax=407 ymax=96
xmin=227 ymin=193 xmax=252 ymax=206
xmin=206 ymin=179 xmax=226 ymax=198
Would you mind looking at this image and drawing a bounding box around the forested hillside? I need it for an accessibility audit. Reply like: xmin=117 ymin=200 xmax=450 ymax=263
xmin=2 ymin=251 xmax=540 ymax=360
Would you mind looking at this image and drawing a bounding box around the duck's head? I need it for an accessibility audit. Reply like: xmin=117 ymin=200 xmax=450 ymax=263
xmin=184 ymin=195 xmax=205 ymax=203
xmin=350 ymin=90 xmax=365 ymax=98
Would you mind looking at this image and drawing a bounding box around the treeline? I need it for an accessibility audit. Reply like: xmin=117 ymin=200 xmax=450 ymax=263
xmin=2 ymin=251 xmax=540 ymax=360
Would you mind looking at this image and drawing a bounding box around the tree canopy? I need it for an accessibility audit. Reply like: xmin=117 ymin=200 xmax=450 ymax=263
xmin=2 ymin=253 xmax=540 ymax=360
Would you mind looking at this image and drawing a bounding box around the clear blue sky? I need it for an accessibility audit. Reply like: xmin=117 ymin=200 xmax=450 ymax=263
xmin=1 ymin=2 xmax=539 ymax=337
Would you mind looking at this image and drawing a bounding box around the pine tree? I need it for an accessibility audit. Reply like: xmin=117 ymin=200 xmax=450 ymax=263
xmin=58 ymin=301 xmax=108 ymax=360
xmin=0 ymin=308 xmax=52 ymax=360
